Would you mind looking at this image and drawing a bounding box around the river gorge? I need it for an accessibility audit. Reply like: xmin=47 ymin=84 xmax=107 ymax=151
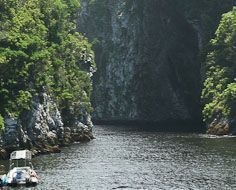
xmin=1 ymin=1 xmax=236 ymax=189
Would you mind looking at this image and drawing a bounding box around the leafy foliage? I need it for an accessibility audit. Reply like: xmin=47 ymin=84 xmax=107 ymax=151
xmin=202 ymin=7 xmax=236 ymax=122
xmin=0 ymin=0 xmax=95 ymax=124
xmin=0 ymin=114 xmax=4 ymax=132
xmin=181 ymin=0 xmax=233 ymax=43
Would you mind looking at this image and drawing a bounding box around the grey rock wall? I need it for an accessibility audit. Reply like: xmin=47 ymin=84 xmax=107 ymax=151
xmin=79 ymin=0 xmax=199 ymax=123
xmin=0 ymin=93 xmax=93 ymax=157
xmin=79 ymin=0 xmax=235 ymax=125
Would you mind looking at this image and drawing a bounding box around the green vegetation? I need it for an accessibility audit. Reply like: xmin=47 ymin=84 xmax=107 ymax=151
xmin=0 ymin=115 xmax=4 ymax=132
xmin=0 ymin=0 xmax=95 ymax=125
xmin=181 ymin=0 xmax=233 ymax=41
xmin=202 ymin=7 xmax=236 ymax=122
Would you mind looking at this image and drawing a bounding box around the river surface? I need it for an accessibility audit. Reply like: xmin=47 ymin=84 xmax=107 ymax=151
xmin=3 ymin=125 xmax=236 ymax=190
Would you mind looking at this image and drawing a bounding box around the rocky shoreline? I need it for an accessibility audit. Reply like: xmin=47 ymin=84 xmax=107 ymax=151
xmin=207 ymin=117 xmax=236 ymax=136
xmin=0 ymin=93 xmax=94 ymax=159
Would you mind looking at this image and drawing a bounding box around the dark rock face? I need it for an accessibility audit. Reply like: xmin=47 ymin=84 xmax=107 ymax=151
xmin=79 ymin=0 xmax=234 ymax=124
xmin=133 ymin=2 xmax=200 ymax=122
xmin=80 ymin=1 xmax=200 ymax=123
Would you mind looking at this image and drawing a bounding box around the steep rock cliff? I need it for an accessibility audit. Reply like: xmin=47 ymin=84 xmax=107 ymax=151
xmin=0 ymin=92 xmax=94 ymax=158
xmin=79 ymin=0 xmax=234 ymax=124
xmin=0 ymin=0 xmax=95 ymax=156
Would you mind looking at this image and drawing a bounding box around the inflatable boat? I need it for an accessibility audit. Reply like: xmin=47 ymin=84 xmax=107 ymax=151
xmin=2 ymin=150 xmax=39 ymax=186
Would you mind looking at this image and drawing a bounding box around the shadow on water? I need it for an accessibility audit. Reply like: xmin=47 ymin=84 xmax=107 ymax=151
xmin=93 ymin=119 xmax=206 ymax=133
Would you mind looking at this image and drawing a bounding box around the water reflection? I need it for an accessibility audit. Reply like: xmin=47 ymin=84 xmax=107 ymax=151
xmin=1 ymin=125 xmax=236 ymax=189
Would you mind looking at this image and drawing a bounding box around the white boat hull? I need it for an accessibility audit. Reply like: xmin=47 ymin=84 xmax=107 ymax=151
xmin=6 ymin=167 xmax=38 ymax=186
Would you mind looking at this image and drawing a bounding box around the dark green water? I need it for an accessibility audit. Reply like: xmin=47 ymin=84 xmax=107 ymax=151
xmin=2 ymin=125 xmax=236 ymax=189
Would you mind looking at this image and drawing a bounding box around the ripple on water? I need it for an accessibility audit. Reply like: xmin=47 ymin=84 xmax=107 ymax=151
xmin=2 ymin=125 xmax=236 ymax=190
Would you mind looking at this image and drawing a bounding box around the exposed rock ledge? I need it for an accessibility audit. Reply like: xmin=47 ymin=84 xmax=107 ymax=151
xmin=0 ymin=93 xmax=94 ymax=159
xmin=207 ymin=117 xmax=236 ymax=136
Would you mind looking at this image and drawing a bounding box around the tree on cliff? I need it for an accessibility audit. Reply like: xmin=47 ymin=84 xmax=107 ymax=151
xmin=0 ymin=0 xmax=95 ymax=126
xmin=202 ymin=7 xmax=236 ymax=123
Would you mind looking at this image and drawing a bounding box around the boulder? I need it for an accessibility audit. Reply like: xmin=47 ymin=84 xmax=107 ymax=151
xmin=207 ymin=118 xmax=231 ymax=135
